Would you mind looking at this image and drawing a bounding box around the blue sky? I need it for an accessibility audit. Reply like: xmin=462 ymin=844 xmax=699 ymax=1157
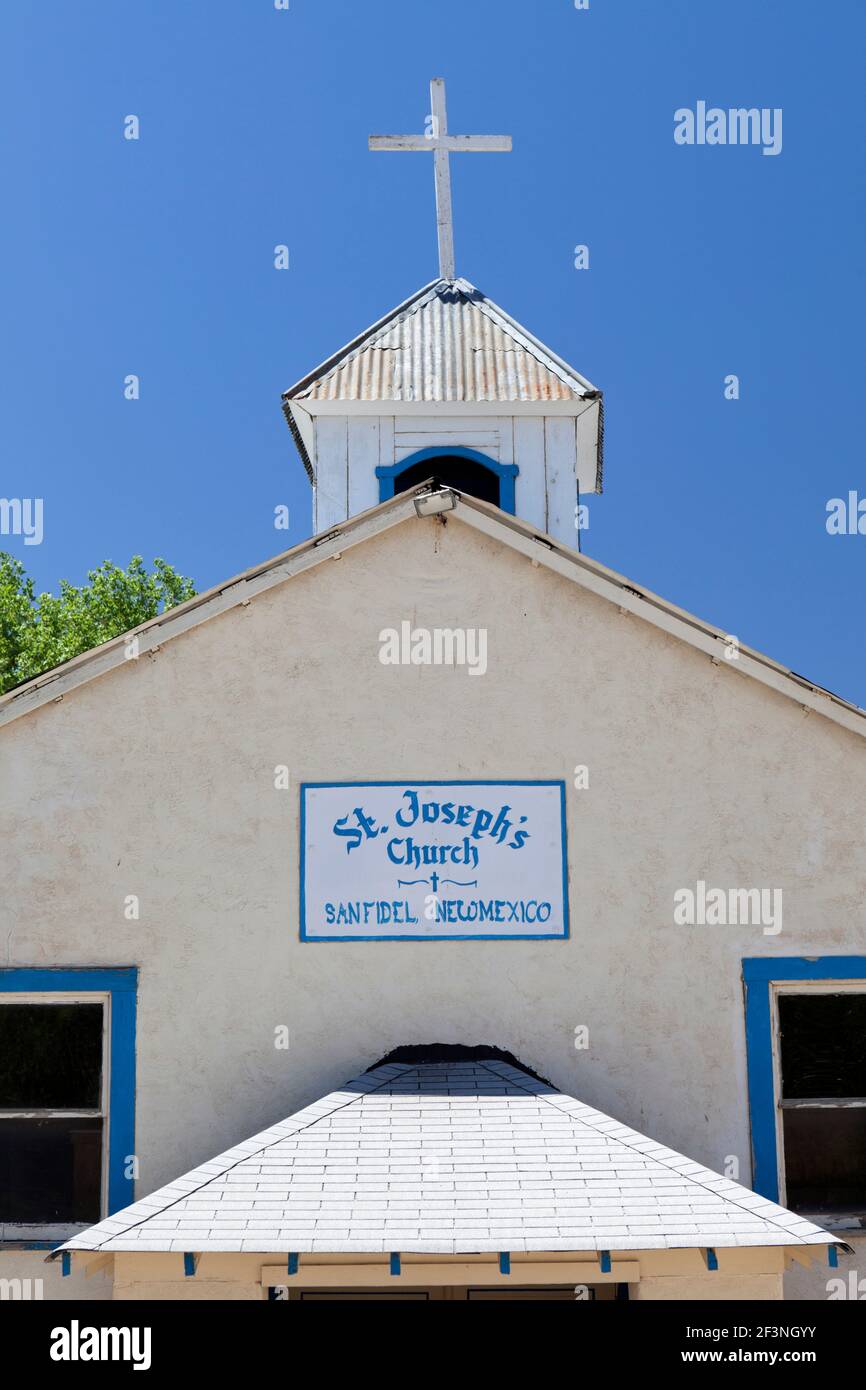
xmin=2 ymin=0 xmax=865 ymax=702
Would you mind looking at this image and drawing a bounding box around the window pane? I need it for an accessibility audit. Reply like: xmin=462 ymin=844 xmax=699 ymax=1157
xmin=782 ymin=1107 xmax=866 ymax=1215
xmin=778 ymin=993 xmax=866 ymax=1099
xmin=0 ymin=1003 xmax=103 ymax=1108
xmin=0 ymin=1117 xmax=103 ymax=1223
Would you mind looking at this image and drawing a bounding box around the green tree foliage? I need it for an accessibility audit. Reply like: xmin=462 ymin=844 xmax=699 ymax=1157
xmin=0 ymin=554 xmax=197 ymax=694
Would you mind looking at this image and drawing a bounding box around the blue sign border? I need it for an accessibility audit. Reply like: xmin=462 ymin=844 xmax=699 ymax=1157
xmin=299 ymin=779 xmax=569 ymax=942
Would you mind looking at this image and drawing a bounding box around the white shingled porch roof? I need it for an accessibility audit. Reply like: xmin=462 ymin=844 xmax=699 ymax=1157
xmin=57 ymin=1061 xmax=835 ymax=1258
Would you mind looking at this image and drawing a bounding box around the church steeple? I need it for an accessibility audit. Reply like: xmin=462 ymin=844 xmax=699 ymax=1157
xmin=281 ymin=81 xmax=603 ymax=548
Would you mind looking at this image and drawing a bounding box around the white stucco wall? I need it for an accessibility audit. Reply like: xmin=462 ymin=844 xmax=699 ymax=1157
xmin=1 ymin=513 xmax=863 ymax=1300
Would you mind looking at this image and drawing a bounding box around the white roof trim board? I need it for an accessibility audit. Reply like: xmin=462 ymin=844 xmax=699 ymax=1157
xmin=281 ymin=278 xmax=600 ymax=404
xmin=1 ymin=485 xmax=864 ymax=740
xmin=55 ymin=1061 xmax=835 ymax=1257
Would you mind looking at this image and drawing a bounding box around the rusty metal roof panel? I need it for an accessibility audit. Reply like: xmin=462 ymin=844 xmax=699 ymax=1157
xmin=283 ymin=278 xmax=599 ymax=404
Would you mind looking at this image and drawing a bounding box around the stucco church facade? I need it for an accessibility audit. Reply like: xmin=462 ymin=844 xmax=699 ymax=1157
xmin=1 ymin=270 xmax=864 ymax=1302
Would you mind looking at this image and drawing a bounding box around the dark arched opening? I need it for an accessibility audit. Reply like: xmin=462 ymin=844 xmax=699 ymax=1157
xmin=393 ymin=453 xmax=501 ymax=505
xmin=377 ymin=447 xmax=518 ymax=511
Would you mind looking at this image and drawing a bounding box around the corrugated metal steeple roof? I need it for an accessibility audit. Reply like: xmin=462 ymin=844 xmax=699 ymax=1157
xmin=283 ymin=278 xmax=599 ymax=405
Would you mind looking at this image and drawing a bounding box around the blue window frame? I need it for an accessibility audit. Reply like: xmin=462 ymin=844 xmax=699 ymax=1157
xmin=743 ymin=956 xmax=866 ymax=1203
xmin=376 ymin=447 xmax=519 ymax=514
xmin=0 ymin=967 xmax=137 ymax=1237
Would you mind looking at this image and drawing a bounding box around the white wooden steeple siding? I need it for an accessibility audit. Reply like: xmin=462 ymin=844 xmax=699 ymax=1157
xmin=283 ymin=278 xmax=603 ymax=545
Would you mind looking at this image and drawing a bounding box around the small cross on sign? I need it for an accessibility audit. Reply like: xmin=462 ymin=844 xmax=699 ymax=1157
xmin=369 ymin=78 xmax=512 ymax=281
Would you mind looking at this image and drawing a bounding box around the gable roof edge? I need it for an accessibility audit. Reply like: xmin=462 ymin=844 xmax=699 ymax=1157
xmin=0 ymin=491 xmax=423 ymax=728
xmin=454 ymin=500 xmax=866 ymax=740
xmin=1 ymin=487 xmax=863 ymax=741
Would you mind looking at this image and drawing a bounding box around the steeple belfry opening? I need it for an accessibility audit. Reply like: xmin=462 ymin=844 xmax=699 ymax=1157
xmin=378 ymin=444 xmax=520 ymax=512
xmin=391 ymin=453 xmax=501 ymax=507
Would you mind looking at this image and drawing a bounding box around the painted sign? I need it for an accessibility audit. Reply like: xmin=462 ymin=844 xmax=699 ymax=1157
xmin=300 ymin=780 xmax=568 ymax=942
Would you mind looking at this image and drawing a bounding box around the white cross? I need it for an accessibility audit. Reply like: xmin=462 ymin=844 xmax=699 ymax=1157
xmin=369 ymin=78 xmax=512 ymax=282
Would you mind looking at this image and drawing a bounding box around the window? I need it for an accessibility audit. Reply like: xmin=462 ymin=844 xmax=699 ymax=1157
xmin=743 ymin=958 xmax=866 ymax=1224
xmin=0 ymin=969 xmax=137 ymax=1242
xmin=0 ymin=999 xmax=106 ymax=1238
xmin=777 ymin=990 xmax=866 ymax=1216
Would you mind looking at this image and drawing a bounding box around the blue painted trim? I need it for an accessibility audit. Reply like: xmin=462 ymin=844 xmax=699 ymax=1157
xmin=743 ymin=957 xmax=866 ymax=1202
xmin=499 ymin=1251 xmax=511 ymax=1275
xmin=299 ymin=779 xmax=569 ymax=943
xmin=0 ymin=968 xmax=138 ymax=1219
xmin=600 ymin=1251 xmax=611 ymax=1274
xmin=376 ymin=447 xmax=519 ymax=514
xmin=390 ymin=1252 xmax=401 ymax=1276
xmin=288 ymin=1252 xmax=299 ymax=1276
xmin=706 ymin=1248 xmax=718 ymax=1271
xmin=742 ymin=957 xmax=866 ymax=983
xmin=184 ymin=1253 xmax=196 ymax=1277
xmin=828 ymin=1246 xmax=839 ymax=1268
xmin=0 ymin=967 xmax=137 ymax=992
xmin=61 ymin=1252 xmax=71 ymax=1277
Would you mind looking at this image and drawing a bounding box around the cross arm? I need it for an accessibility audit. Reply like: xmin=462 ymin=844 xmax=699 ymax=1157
xmin=369 ymin=135 xmax=512 ymax=152
xmin=369 ymin=135 xmax=435 ymax=150
xmin=438 ymin=135 xmax=511 ymax=151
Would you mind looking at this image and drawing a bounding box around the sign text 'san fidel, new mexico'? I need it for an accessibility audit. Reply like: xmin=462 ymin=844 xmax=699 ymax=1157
xmin=300 ymin=780 xmax=568 ymax=941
